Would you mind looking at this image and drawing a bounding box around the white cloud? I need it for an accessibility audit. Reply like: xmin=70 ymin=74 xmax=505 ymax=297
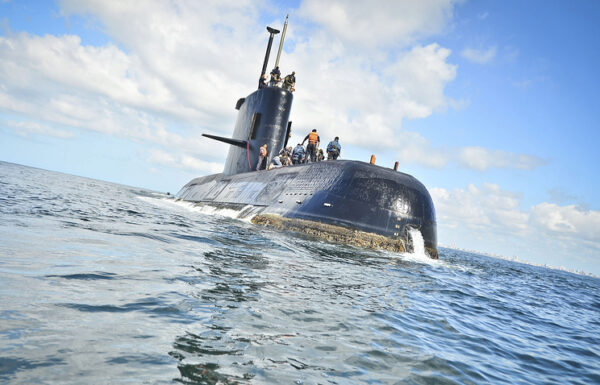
xmin=385 ymin=43 xmax=457 ymax=119
xmin=0 ymin=31 xmax=228 ymax=160
xmin=510 ymin=75 xmax=547 ymax=90
xmin=431 ymin=183 xmax=527 ymax=233
xmin=394 ymin=130 xmax=449 ymax=169
xmin=547 ymin=187 xmax=586 ymax=208
xmin=299 ymin=0 xmax=457 ymax=47
xmin=388 ymin=143 xmax=546 ymax=171
xmin=0 ymin=0 xmax=542 ymax=175
xmin=284 ymin=38 xmax=458 ymax=154
xmin=7 ymin=120 xmax=75 ymax=139
xmin=59 ymin=0 xmax=264 ymax=123
xmin=530 ymin=203 xmax=600 ymax=243
xmin=461 ymin=46 xmax=497 ymax=64
xmin=431 ymin=183 xmax=600 ymax=270
xmin=458 ymin=146 xmax=547 ymax=171
xmin=147 ymin=148 xmax=223 ymax=174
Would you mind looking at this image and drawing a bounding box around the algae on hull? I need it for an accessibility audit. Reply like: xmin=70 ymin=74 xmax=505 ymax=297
xmin=252 ymin=214 xmax=438 ymax=258
xmin=251 ymin=214 xmax=422 ymax=257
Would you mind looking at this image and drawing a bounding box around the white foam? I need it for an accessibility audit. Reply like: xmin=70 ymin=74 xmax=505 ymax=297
xmin=137 ymin=196 xmax=255 ymax=222
xmin=389 ymin=228 xmax=442 ymax=267
xmin=409 ymin=228 xmax=426 ymax=256
xmin=191 ymin=204 xmax=256 ymax=222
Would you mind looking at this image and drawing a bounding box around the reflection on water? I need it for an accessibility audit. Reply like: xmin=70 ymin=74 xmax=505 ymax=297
xmin=1 ymin=162 xmax=599 ymax=384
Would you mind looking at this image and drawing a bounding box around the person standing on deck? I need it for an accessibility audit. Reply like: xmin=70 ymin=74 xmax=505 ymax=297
xmin=256 ymin=144 xmax=268 ymax=171
xmin=259 ymin=74 xmax=268 ymax=88
xmin=291 ymin=143 xmax=305 ymax=165
xmin=269 ymin=67 xmax=281 ymax=87
xmin=326 ymin=137 xmax=341 ymax=160
xmin=280 ymin=148 xmax=291 ymax=166
xmin=317 ymin=149 xmax=325 ymax=162
xmin=301 ymin=129 xmax=320 ymax=163
xmin=283 ymin=71 xmax=296 ymax=92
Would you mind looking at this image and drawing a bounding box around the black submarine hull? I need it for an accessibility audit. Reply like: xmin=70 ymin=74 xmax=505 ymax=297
xmin=176 ymin=160 xmax=438 ymax=257
xmin=176 ymin=21 xmax=438 ymax=257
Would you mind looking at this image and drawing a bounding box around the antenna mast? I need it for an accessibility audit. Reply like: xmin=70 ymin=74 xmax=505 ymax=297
xmin=274 ymin=15 xmax=288 ymax=69
xmin=259 ymin=26 xmax=280 ymax=88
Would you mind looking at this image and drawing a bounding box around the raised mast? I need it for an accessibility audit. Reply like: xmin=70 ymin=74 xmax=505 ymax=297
xmin=274 ymin=15 xmax=288 ymax=69
xmin=259 ymin=26 xmax=280 ymax=88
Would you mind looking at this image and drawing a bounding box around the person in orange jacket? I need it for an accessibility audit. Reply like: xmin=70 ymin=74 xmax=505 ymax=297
xmin=301 ymin=129 xmax=320 ymax=163
xmin=256 ymin=144 xmax=268 ymax=170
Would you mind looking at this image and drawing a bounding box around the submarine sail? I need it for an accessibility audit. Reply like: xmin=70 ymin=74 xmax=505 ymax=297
xmin=176 ymin=18 xmax=438 ymax=258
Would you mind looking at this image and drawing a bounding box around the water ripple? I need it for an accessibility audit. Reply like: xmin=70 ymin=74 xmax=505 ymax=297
xmin=1 ymin=161 xmax=599 ymax=384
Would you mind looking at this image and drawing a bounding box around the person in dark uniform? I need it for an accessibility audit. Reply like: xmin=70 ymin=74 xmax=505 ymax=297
xmin=259 ymin=74 xmax=268 ymax=88
xmin=269 ymin=67 xmax=281 ymax=86
xmin=283 ymin=71 xmax=296 ymax=91
xmin=301 ymin=129 xmax=320 ymax=163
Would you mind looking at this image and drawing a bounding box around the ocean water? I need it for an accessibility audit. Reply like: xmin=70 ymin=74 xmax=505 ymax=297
xmin=0 ymin=161 xmax=599 ymax=385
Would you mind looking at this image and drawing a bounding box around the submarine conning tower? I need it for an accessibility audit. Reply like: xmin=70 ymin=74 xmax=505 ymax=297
xmin=203 ymin=20 xmax=293 ymax=176
xmin=223 ymin=87 xmax=293 ymax=175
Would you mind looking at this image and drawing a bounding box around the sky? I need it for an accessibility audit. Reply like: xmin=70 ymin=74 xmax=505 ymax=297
xmin=1 ymin=0 xmax=599 ymax=274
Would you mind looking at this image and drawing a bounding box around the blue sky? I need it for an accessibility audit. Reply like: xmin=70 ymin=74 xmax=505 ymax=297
xmin=1 ymin=0 xmax=599 ymax=274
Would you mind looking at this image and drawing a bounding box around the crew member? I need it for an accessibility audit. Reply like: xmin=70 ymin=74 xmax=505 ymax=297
xmin=326 ymin=137 xmax=341 ymax=160
xmin=259 ymin=74 xmax=268 ymax=88
xmin=317 ymin=149 xmax=325 ymax=162
xmin=256 ymin=144 xmax=268 ymax=171
xmin=269 ymin=149 xmax=288 ymax=169
xmin=281 ymin=148 xmax=292 ymax=166
xmin=291 ymin=143 xmax=305 ymax=165
xmin=268 ymin=155 xmax=282 ymax=169
xmin=283 ymin=71 xmax=296 ymax=92
xmin=269 ymin=67 xmax=281 ymax=87
xmin=301 ymin=129 xmax=320 ymax=163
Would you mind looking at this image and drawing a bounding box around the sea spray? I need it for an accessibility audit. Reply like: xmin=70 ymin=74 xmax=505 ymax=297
xmin=408 ymin=227 xmax=427 ymax=257
xmin=138 ymin=196 xmax=255 ymax=222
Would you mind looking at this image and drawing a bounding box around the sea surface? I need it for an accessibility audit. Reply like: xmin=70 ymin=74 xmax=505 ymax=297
xmin=1 ymin=161 xmax=599 ymax=384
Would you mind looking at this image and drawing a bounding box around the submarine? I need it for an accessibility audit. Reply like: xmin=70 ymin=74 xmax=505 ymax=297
xmin=176 ymin=17 xmax=438 ymax=258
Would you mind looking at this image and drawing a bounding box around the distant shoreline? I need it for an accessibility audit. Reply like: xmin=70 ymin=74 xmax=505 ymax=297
xmin=439 ymin=245 xmax=599 ymax=279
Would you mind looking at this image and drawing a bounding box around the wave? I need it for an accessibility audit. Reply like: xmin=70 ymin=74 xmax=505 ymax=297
xmin=136 ymin=196 xmax=254 ymax=222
